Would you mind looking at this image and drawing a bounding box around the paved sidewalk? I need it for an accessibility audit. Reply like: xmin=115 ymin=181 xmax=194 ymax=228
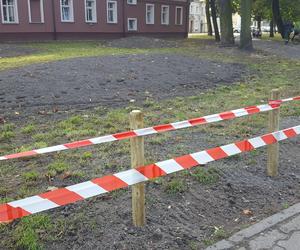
xmin=206 ymin=203 xmax=300 ymax=250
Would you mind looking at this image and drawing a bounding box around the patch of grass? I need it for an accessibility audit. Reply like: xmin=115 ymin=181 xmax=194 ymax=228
xmin=32 ymin=133 xmax=54 ymax=142
xmin=203 ymin=238 xmax=215 ymax=247
xmin=0 ymin=187 xmax=9 ymax=196
xmin=191 ymin=167 xmax=220 ymax=185
xmin=47 ymin=161 xmax=69 ymax=177
xmin=21 ymin=124 xmax=36 ymax=134
xmin=203 ymin=226 xmax=229 ymax=246
xmin=1 ymin=123 xmax=15 ymax=132
xmin=33 ymin=141 xmax=48 ymax=149
xmin=71 ymin=170 xmax=85 ymax=179
xmin=0 ymin=123 xmax=16 ymax=141
xmin=14 ymin=215 xmax=52 ymax=250
xmin=111 ymin=189 xmax=128 ymax=199
xmin=65 ymin=129 xmax=97 ymax=139
xmin=149 ymin=134 xmax=170 ymax=146
xmin=81 ymin=151 xmax=93 ymax=160
xmin=23 ymin=171 xmax=39 ymax=183
xmin=0 ymin=131 xmax=15 ymax=141
xmin=282 ymin=202 xmax=289 ymax=209
xmin=164 ymin=178 xmax=188 ymax=194
xmin=261 ymin=33 xmax=282 ymax=42
xmin=0 ymin=42 xmax=160 ymax=71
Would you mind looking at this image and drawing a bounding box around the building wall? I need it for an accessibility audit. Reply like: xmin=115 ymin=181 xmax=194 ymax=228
xmin=126 ymin=0 xmax=187 ymax=34
xmin=0 ymin=0 xmax=188 ymax=41
xmin=189 ymin=0 xmax=206 ymax=33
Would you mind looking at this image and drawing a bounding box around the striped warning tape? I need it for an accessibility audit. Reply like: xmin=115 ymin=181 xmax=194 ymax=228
xmin=0 ymin=125 xmax=299 ymax=223
xmin=0 ymin=96 xmax=299 ymax=161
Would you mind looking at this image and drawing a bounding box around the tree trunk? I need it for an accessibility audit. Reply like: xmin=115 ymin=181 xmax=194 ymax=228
xmin=206 ymin=0 xmax=213 ymax=36
xmin=257 ymin=16 xmax=262 ymax=31
xmin=270 ymin=19 xmax=274 ymax=37
xmin=219 ymin=0 xmax=234 ymax=45
xmin=272 ymin=0 xmax=284 ymax=38
xmin=239 ymin=0 xmax=253 ymax=50
xmin=210 ymin=0 xmax=220 ymax=42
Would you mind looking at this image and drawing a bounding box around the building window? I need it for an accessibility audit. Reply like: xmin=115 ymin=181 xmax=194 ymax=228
xmin=1 ymin=0 xmax=19 ymax=24
xmin=107 ymin=0 xmax=117 ymax=23
xmin=128 ymin=18 xmax=137 ymax=31
xmin=28 ymin=0 xmax=44 ymax=23
xmin=60 ymin=0 xmax=73 ymax=22
xmin=161 ymin=5 xmax=169 ymax=25
xmin=127 ymin=0 xmax=136 ymax=5
xmin=175 ymin=6 xmax=182 ymax=25
xmin=146 ymin=4 xmax=154 ymax=25
xmin=85 ymin=0 xmax=96 ymax=23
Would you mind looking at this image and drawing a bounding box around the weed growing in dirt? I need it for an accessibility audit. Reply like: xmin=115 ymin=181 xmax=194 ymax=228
xmin=111 ymin=189 xmax=128 ymax=199
xmin=148 ymin=134 xmax=170 ymax=146
xmin=189 ymin=240 xmax=199 ymax=250
xmin=23 ymin=171 xmax=39 ymax=183
xmin=190 ymin=167 xmax=220 ymax=185
xmin=47 ymin=161 xmax=69 ymax=177
xmin=203 ymin=226 xmax=229 ymax=246
xmin=14 ymin=215 xmax=52 ymax=250
xmin=164 ymin=178 xmax=188 ymax=194
xmin=33 ymin=133 xmax=54 ymax=143
xmin=33 ymin=142 xmax=48 ymax=149
xmin=21 ymin=124 xmax=36 ymax=134
xmin=282 ymin=202 xmax=290 ymax=209
xmin=0 ymin=131 xmax=15 ymax=141
xmin=81 ymin=151 xmax=93 ymax=160
xmin=0 ymin=123 xmax=15 ymax=141
xmin=69 ymin=170 xmax=86 ymax=182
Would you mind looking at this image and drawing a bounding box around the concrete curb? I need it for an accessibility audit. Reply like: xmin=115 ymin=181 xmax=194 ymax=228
xmin=206 ymin=203 xmax=300 ymax=250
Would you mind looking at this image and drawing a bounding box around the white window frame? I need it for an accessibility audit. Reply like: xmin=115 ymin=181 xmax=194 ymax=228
xmin=60 ymin=0 xmax=74 ymax=22
xmin=127 ymin=17 xmax=137 ymax=31
xmin=1 ymin=0 xmax=19 ymax=24
xmin=107 ymin=0 xmax=117 ymax=24
xmin=175 ymin=6 xmax=183 ymax=25
xmin=161 ymin=5 xmax=169 ymax=25
xmin=127 ymin=0 xmax=136 ymax=5
xmin=27 ymin=0 xmax=44 ymax=23
xmin=85 ymin=0 xmax=97 ymax=23
xmin=146 ymin=3 xmax=154 ymax=25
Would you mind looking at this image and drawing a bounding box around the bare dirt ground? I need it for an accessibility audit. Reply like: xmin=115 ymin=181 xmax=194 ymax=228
xmin=0 ymin=38 xmax=300 ymax=249
xmin=253 ymin=39 xmax=300 ymax=59
xmin=4 ymin=117 xmax=299 ymax=250
xmin=0 ymin=53 xmax=248 ymax=116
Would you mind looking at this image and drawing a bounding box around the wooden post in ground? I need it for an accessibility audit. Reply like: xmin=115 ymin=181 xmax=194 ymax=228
xmin=130 ymin=110 xmax=145 ymax=226
xmin=267 ymin=89 xmax=280 ymax=177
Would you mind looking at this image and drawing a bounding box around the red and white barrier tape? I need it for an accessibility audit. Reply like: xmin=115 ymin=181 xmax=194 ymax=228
xmin=0 ymin=96 xmax=299 ymax=161
xmin=0 ymin=125 xmax=299 ymax=223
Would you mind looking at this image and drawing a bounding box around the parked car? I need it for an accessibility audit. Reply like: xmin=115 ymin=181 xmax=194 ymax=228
xmin=233 ymin=27 xmax=240 ymax=33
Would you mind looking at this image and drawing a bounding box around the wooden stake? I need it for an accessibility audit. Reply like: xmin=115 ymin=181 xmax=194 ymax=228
xmin=130 ymin=110 xmax=145 ymax=227
xmin=267 ymin=89 xmax=280 ymax=177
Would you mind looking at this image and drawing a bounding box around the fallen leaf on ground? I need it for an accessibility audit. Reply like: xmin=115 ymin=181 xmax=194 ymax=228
xmin=242 ymin=209 xmax=254 ymax=216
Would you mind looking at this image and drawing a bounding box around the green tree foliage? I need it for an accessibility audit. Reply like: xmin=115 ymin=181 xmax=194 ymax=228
xmin=234 ymin=0 xmax=300 ymax=23
xmin=280 ymin=0 xmax=300 ymax=21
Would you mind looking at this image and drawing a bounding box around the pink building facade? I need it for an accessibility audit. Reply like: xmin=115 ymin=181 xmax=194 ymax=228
xmin=0 ymin=0 xmax=189 ymax=41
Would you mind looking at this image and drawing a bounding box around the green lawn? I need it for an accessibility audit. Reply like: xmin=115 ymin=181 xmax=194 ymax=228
xmin=0 ymin=41 xmax=171 ymax=71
